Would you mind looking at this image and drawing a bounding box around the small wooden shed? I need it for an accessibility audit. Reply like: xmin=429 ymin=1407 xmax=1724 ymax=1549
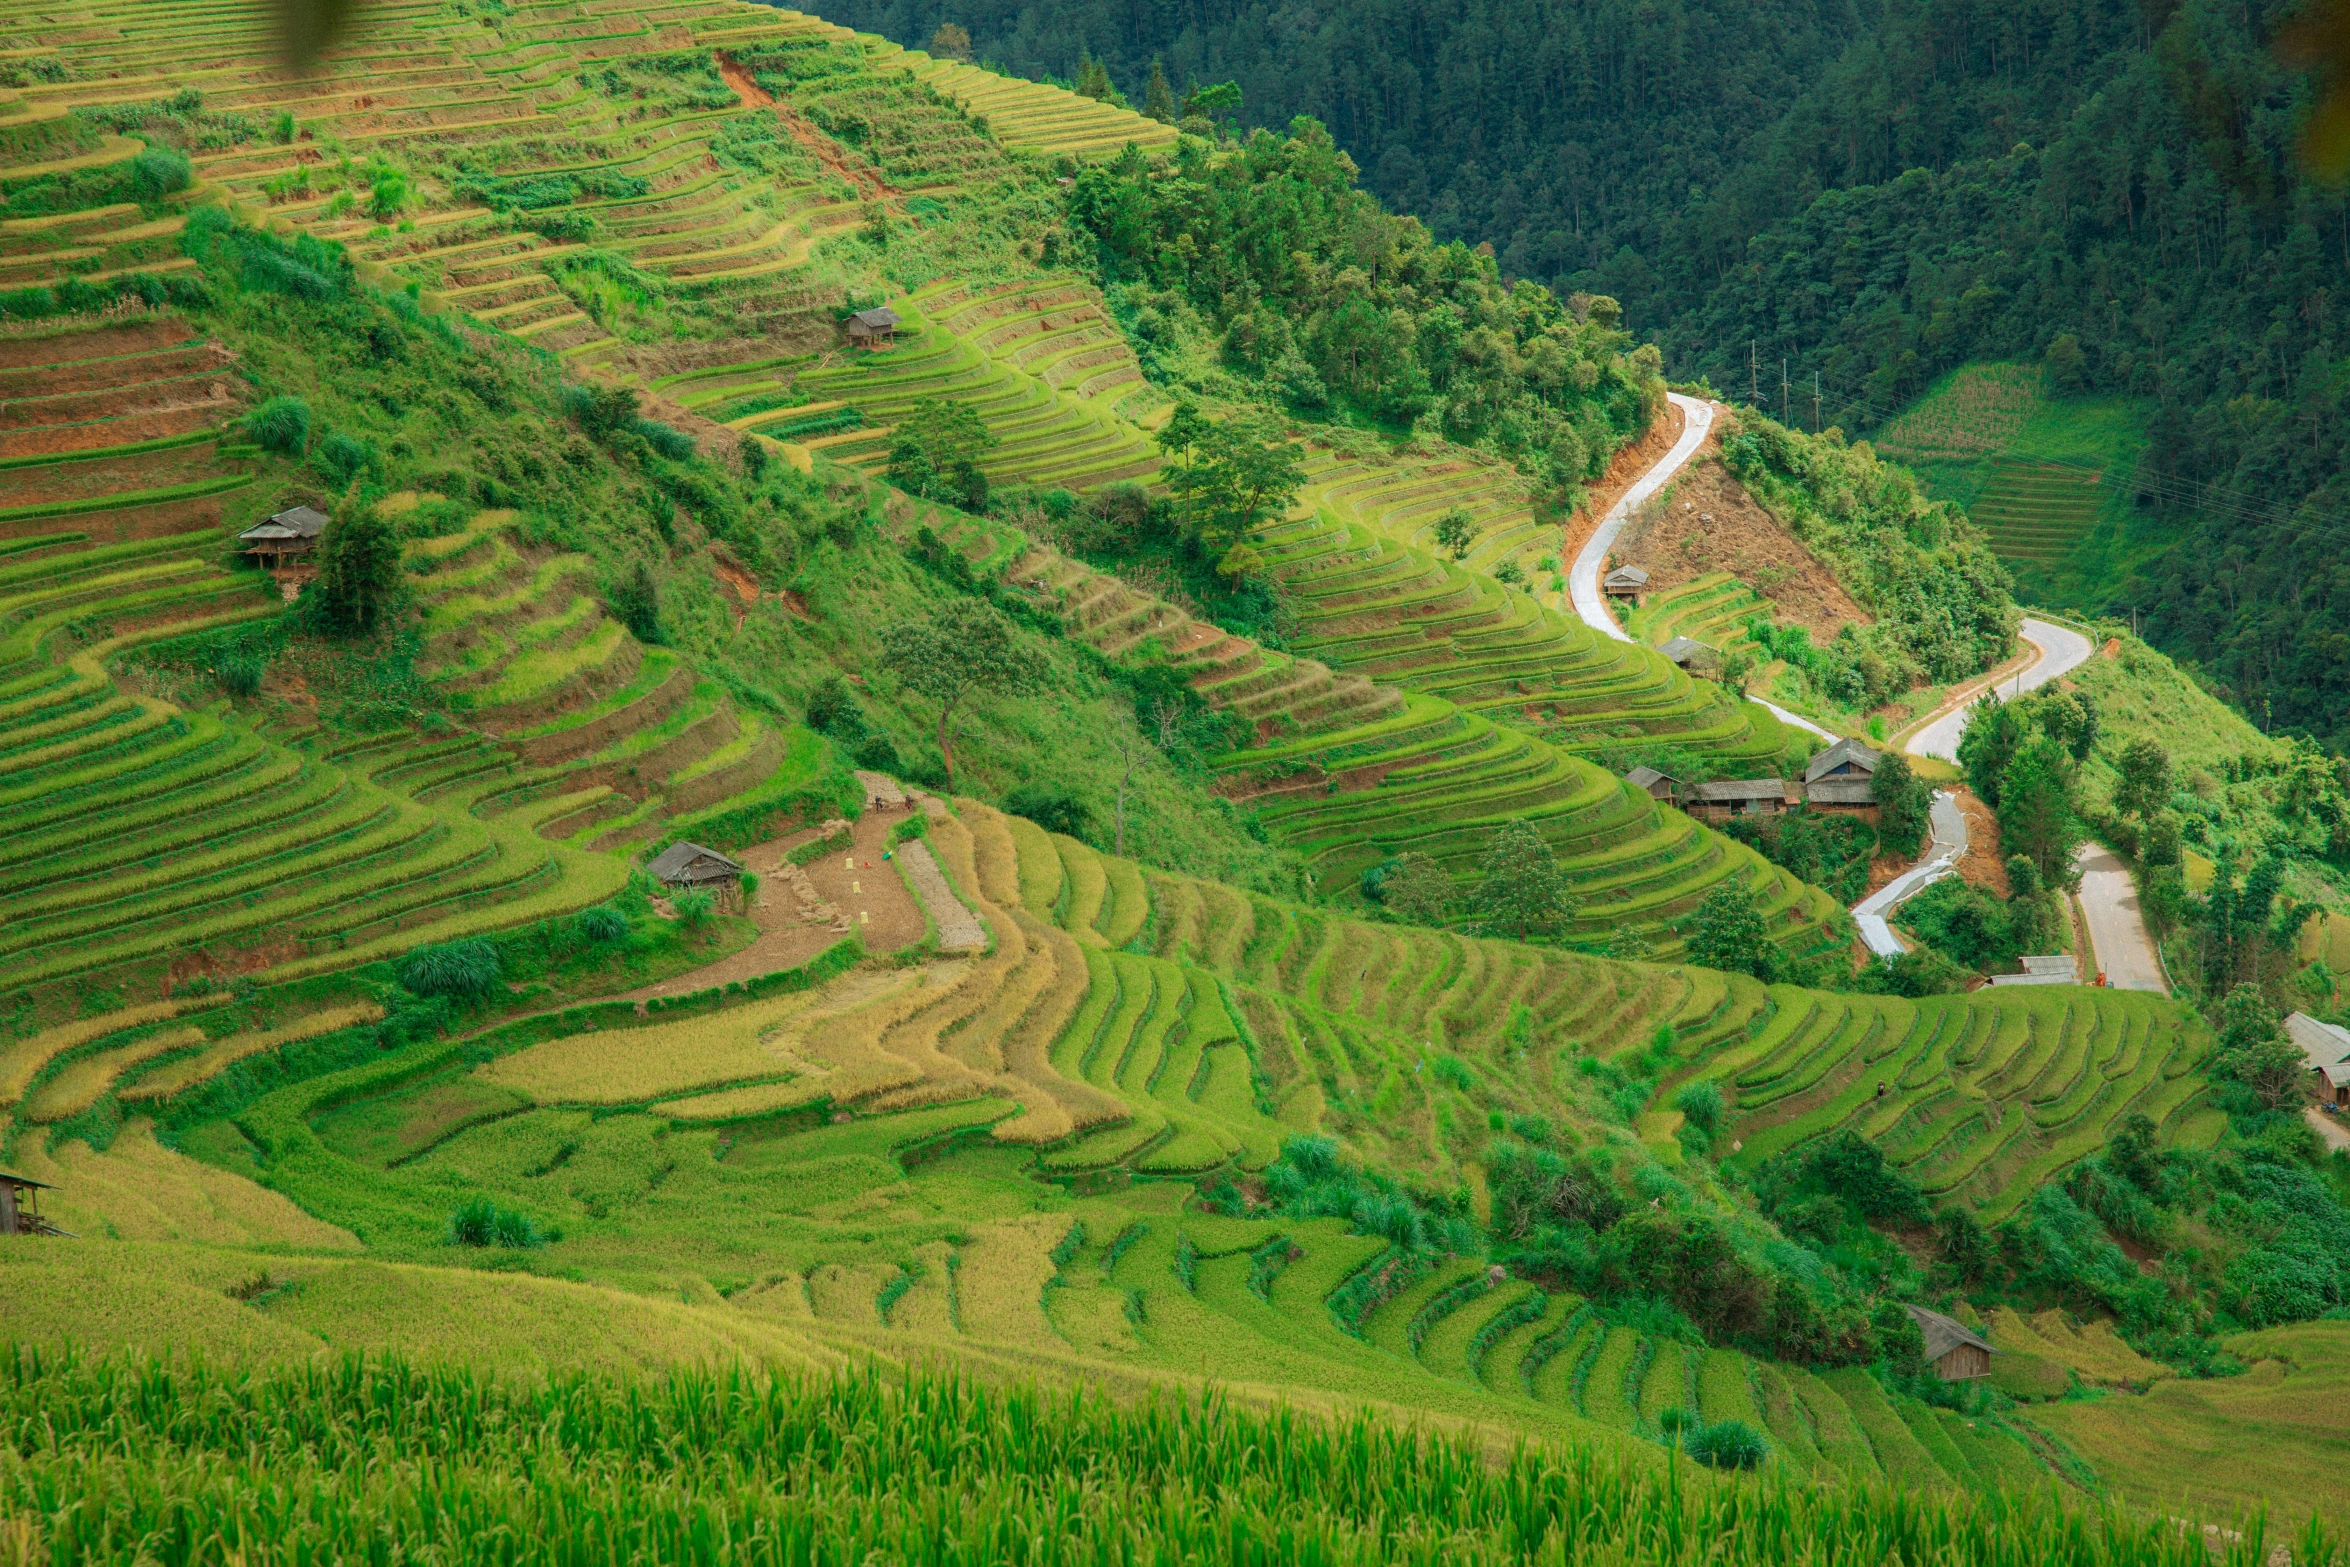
xmin=0 ymin=1171 xmax=62 ymax=1237
xmin=646 ymin=840 xmax=744 ymax=891
xmin=1603 ymin=565 xmax=1649 ymax=601
xmin=1625 ymin=765 xmax=1678 ymax=804
xmin=237 ymin=504 xmax=329 ymax=563
xmin=1657 ymin=635 xmax=1715 ymax=672
xmin=1906 ymin=1304 xmax=1993 ymax=1381
xmin=1686 ymin=777 xmax=1793 ymax=821
xmin=845 ymin=306 xmax=901 ymax=348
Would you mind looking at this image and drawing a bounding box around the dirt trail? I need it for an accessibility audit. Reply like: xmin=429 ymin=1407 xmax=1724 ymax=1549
xmin=716 ymin=54 xmax=896 ymax=201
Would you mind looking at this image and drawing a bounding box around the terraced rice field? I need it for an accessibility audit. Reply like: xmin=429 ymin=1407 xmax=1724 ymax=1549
xmin=0 ymin=320 xmax=645 ymax=1004
xmin=1965 ymin=459 xmax=2107 ymax=565
xmin=1690 ymin=984 xmax=2218 ymax=1218
xmin=32 ymin=791 xmax=2121 ymax=1481
xmin=871 ymin=45 xmax=1181 ymax=159
xmin=1625 ymin=572 xmax=1765 ymax=658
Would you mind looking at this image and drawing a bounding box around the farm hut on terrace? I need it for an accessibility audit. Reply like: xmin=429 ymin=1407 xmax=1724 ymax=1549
xmin=237 ymin=504 xmax=329 ymax=563
xmin=646 ymin=841 xmax=744 ymax=892
xmin=1624 ymin=765 xmax=1678 ymax=805
xmin=1602 ymin=565 xmax=1649 ymax=602
xmin=1905 ymin=1305 xmax=1993 ymax=1381
xmin=1685 ymin=778 xmax=1793 ymax=821
xmin=845 ymin=306 xmax=901 ymax=348
xmin=1657 ymin=635 xmax=1716 ymax=673
xmin=0 ymin=1171 xmax=64 ymax=1236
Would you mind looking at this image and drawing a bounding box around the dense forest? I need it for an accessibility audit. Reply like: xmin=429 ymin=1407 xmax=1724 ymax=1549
xmin=816 ymin=0 xmax=2350 ymax=745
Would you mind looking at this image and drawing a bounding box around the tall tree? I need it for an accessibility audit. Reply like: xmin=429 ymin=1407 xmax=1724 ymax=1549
xmin=308 ymin=502 xmax=401 ymax=635
xmin=1683 ymin=882 xmax=1778 ymax=982
xmin=1996 ymin=733 xmax=2084 ymax=891
xmin=1872 ymin=750 xmax=1931 ymax=859
xmin=1956 ymin=693 xmax=2025 ymax=806
xmin=879 ymin=598 xmax=1048 ymax=789
xmin=1141 ymin=59 xmax=1176 ymax=124
xmin=1474 ymin=818 xmax=1576 ymax=940
xmin=1159 ymin=401 xmax=1305 ymax=561
xmin=887 ymin=399 xmax=996 ymax=511
xmin=2113 ymin=738 xmax=2172 ymax=820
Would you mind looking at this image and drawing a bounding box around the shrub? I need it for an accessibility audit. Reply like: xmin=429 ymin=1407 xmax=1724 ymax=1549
xmin=674 ymin=889 xmax=716 ymax=930
xmin=313 ymin=430 xmax=374 ymax=489
xmin=574 ymin=906 xmax=628 ymax=944
xmin=130 ymin=147 xmax=192 ymax=201
xmin=1005 ymin=781 xmax=1092 ymax=840
xmin=1684 ymin=1419 xmax=1767 ymax=1470
xmin=398 ymin=938 xmax=501 ymax=999
xmin=638 ymin=420 xmax=696 ymax=460
xmin=1671 ymin=1080 xmax=1724 ymax=1133
xmin=215 ymin=648 xmax=269 ymax=697
xmin=272 ymin=110 xmax=295 ymax=143
xmin=247 ymin=395 xmax=311 ymax=456
xmin=447 ymin=1197 xmax=545 ymax=1249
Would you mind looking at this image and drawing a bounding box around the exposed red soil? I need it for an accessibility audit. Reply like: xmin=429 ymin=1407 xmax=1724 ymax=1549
xmin=1612 ymin=425 xmax=1870 ymax=642
xmin=716 ymin=53 xmax=896 ymax=201
xmin=0 ymin=495 xmax=239 ymax=546
xmin=1952 ymin=787 xmax=2009 ymax=895
xmin=710 ymin=553 xmax=761 ymax=628
xmin=0 ymin=317 xmax=195 ymax=370
xmin=0 ymin=442 xmax=226 ymax=509
xmin=1559 ymin=396 xmax=1685 ymax=573
xmin=0 ymin=343 xmax=233 ymax=400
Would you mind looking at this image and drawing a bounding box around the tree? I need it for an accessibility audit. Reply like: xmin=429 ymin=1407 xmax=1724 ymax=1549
xmin=607 ymin=559 xmax=662 ymax=644
xmin=1378 ymin=852 xmax=1454 ymax=926
xmin=1433 ymin=506 xmax=1477 ymax=561
xmin=1474 ymin=818 xmax=1576 ymax=940
xmin=248 ymin=395 xmax=311 ymax=456
xmin=2215 ymin=983 xmax=2306 ymax=1110
xmin=310 ymin=503 xmax=401 ymax=634
xmin=2045 ymin=332 xmax=2088 ymax=393
xmin=1159 ymin=401 xmax=1306 ymax=556
xmin=1955 ymin=691 xmax=2024 ymax=804
xmin=1142 ymin=59 xmax=1177 ymax=123
xmin=1873 ymin=749 xmax=1931 ymax=857
xmin=1182 ymin=80 xmax=1243 ymax=132
xmin=927 ymin=21 xmax=971 ymax=59
xmin=1996 ymin=731 xmax=2083 ymax=890
xmin=886 ymin=398 xmax=997 ymax=511
xmin=2114 ymin=737 xmax=2172 ymax=819
xmin=1683 ymin=882 xmax=1778 ymax=981
xmin=879 ymin=598 xmax=1048 ymax=789
xmin=1074 ymin=55 xmax=1123 ymax=106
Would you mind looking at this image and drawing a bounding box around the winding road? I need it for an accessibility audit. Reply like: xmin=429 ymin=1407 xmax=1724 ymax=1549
xmin=1564 ymin=401 xmax=2160 ymax=985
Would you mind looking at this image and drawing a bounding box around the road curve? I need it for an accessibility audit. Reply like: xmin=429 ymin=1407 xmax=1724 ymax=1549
xmin=1851 ymin=790 xmax=1966 ymax=958
xmin=1565 ymin=393 xmax=1834 ymax=741
xmin=1905 ymin=617 xmax=2096 ymax=762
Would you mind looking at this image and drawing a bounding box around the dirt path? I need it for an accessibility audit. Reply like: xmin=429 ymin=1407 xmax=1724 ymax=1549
xmin=623 ymin=807 xmax=930 ymax=1003
xmin=716 ymin=54 xmax=896 ymax=201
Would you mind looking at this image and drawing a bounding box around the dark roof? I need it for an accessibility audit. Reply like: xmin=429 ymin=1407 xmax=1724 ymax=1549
xmin=1693 ymin=778 xmax=1788 ymax=802
xmin=0 ymin=1170 xmax=53 ymax=1190
xmin=646 ymin=840 xmax=745 ymax=883
xmin=848 ymin=306 xmax=902 ymax=330
xmin=1804 ymin=736 xmax=1881 ymax=783
xmin=1906 ymin=1304 xmax=1993 ymax=1362
xmin=1658 ymin=635 xmax=1711 ymax=665
xmin=239 ymin=505 xmax=330 ymax=542
xmin=1625 ymin=765 xmax=1675 ymax=790
xmin=1805 ymin=777 xmax=1877 ymax=805
xmin=2286 ymin=1012 xmax=2350 ymax=1074
xmin=1603 ymin=565 xmax=1650 ymax=588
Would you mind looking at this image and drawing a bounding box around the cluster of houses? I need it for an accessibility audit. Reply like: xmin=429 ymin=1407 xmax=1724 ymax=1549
xmin=1626 ymin=735 xmax=1884 ymax=825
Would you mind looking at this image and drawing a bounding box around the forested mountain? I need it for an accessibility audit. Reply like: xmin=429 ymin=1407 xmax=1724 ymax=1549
xmin=826 ymin=0 xmax=2350 ymax=744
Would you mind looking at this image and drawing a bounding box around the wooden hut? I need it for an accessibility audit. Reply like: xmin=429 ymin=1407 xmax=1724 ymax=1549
xmin=845 ymin=306 xmax=901 ymax=348
xmin=1686 ymin=777 xmax=1793 ymax=821
xmin=646 ymin=840 xmax=744 ymax=892
xmin=1624 ymin=765 xmax=1678 ymax=805
xmin=1602 ymin=565 xmax=1649 ymax=602
xmin=0 ymin=1171 xmax=63 ymax=1236
xmin=1657 ymin=635 xmax=1715 ymax=673
xmin=237 ymin=504 xmax=329 ymax=564
xmin=2287 ymin=1012 xmax=2350 ymax=1106
xmin=1905 ymin=1304 xmax=1993 ymax=1381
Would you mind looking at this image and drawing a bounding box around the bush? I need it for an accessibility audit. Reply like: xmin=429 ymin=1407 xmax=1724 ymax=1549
xmin=674 ymin=889 xmax=716 ymax=929
xmin=575 ymin=906 xmax=628 ymax=944
xmin=447 ymin=1197 xmax=545 ymax=1249
xmin=1005 ymin=781 xmax=1093 ymax=840
xmin=638 ymin=420 xmax=696 ymax=460
xmin=1671 ymin=1080 xmax=1724 ymax=1133
xmin=247 ymin=395 xmax=311 ymax=456
xmin=398 ymin=938 xmax=501 ymax=999
xmin=130 ymin=147 xmax=192 ymax=201
xmin=1684 ymin=1419 xmax=1767 ymax=1470
xmin=313 ymin=430 xmax=374 ymax=490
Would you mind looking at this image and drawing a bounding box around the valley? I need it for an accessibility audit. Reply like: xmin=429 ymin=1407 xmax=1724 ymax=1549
xmin=0 ymin=0 xmax=2342 ymax=1559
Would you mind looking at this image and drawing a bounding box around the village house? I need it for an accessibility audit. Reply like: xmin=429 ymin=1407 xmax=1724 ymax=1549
xmin=1905 ymin=1304 xmax=1994 ymax=1381
xmin=1602 ymin=565 xmax=1649 ymax=603
xmin=845 ymin=305 xmax=901 ymax=348
xmin=1685 ymin=777 xmax=1795 ymax=821
xmin=2287 ymin=1012 xmax=2350 ymax=1107
xmin=1802 ymin=736 xmax=1881 ymax=820
xmin=646 ymin=840 xmax=745 ymax=893
xmin=237 ymin=504 xmax=328 ymax=565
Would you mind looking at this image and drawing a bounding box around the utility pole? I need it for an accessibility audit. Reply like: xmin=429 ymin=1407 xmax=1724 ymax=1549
xmin=1780 ymin=358 xmax=1789 ymax=426
xmin=1749 ymin=340 xmax=1758 ymax=406
xmin=1813 ymin=370 xmax=1821 ymax=434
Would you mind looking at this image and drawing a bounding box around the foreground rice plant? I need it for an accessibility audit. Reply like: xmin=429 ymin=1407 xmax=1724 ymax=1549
xmin=0 ymin=1349 xmax=2332 ymax=1566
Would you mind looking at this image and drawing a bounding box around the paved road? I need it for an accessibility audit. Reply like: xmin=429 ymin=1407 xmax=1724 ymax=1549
xmin=2074 ymin=842 xmax=2168 ymax=992
xmin=1564 ymin=393 xmax=1834 ymax=741
xmin=1905 ymin=617 xmax=2096 ymax=761
xmin=1851 ymin=790 xmax=1966 ymax=958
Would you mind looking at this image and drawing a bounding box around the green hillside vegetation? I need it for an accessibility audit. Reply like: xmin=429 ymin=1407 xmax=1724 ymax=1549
xmin=1868 ymin=363 xmax=2161 ymax=603
xmin=3 ymin=0 xmax=2350 ymax=1551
